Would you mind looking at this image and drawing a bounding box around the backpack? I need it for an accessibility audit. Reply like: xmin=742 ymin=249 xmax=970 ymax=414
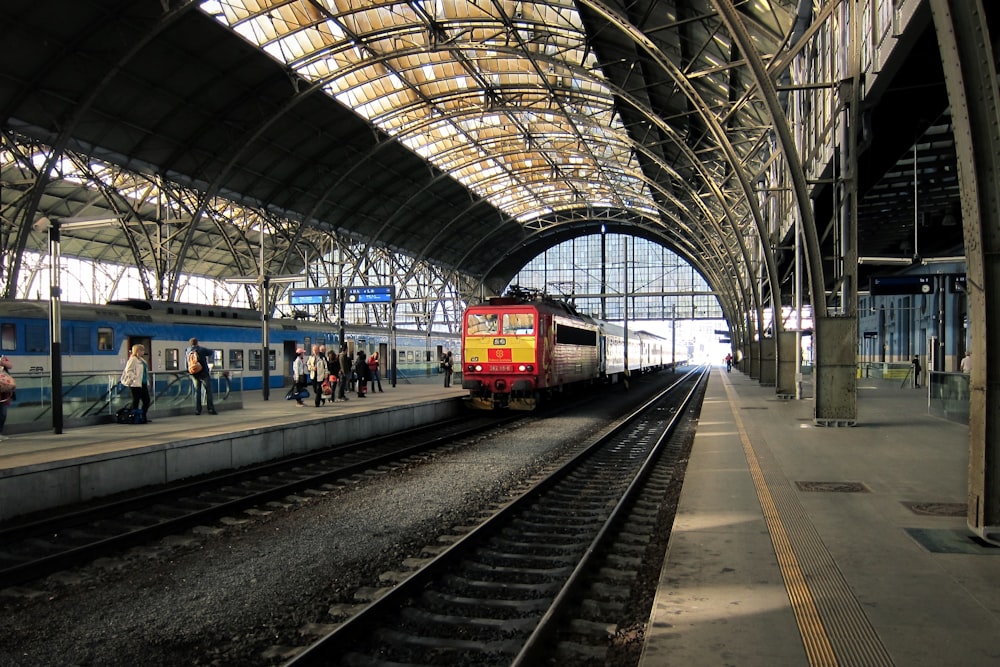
xmin=116 ymin=407 xmax=143 ymax=424
xmin=187 ymin=348 xmax=202 ymax=374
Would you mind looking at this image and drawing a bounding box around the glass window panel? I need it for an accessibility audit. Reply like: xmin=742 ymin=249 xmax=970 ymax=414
xmin=467 ymin=312 xmax=499 ymax=335
xmin=0 ymin=323 xmax=14 ymax=351
xmin=503 ymin=313 xmax=534 ymax=335
xmin=165 ymin=349 xmax=179 ymax=372
xmin=97 ymin=327 xmax=114 ymax=351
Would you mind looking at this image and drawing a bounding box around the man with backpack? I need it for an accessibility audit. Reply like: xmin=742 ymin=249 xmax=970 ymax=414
xmin=187 ymin=337 xmax=217 ymax=415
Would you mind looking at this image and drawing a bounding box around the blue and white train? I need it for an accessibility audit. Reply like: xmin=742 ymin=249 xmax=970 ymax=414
xmin=0 ymin=298 xmax=460 ymax=396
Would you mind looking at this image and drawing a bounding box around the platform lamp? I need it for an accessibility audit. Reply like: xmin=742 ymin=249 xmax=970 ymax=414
xmin=33 ymin=215 xmax=123 ymax=434
xmin=226 ymin=273 xmax=301 ymax=400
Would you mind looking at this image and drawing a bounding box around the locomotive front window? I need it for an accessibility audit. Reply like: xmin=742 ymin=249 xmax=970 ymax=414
xmin=467 ymin=313 xmax=499 ymax=335
xmin=503 ymin=313 xmax=534 ymax=335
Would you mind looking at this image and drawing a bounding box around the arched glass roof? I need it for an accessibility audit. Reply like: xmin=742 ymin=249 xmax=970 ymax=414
xmin=203 ymin=0 xmax=658 ymax=223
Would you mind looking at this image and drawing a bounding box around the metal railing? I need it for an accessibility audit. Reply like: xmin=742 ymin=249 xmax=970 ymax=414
xmin=3 ymin=370 xmax=244 ymax=434
xmin=928 ymin=371 xmax=970 ymax=425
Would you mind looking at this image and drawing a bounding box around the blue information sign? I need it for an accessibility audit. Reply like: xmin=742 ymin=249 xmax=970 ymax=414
xmin=346 ymin=285 xmax=394 ymax=304
xmin=289 ymin=288 xmax=334 ymax=305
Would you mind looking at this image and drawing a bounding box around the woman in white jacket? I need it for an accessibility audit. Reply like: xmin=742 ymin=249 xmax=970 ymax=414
xmin=120 ymin=344 xmax=151 ymax=423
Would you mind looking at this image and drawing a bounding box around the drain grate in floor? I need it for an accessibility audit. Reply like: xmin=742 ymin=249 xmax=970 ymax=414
xmin=902 ymin=501 xmax=967 ymax=517
xmin=795 ymin=481 xmax=870 ymax=493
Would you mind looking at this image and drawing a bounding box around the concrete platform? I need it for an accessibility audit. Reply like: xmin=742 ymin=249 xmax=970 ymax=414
xmin=0 ymin=381 xmax=467 ymax=522
xmin=640 ymin=368 xmax=1000 ymax=666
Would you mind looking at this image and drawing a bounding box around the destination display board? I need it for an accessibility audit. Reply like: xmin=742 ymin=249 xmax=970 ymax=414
xmin=345 ymin=285 xmax=394 ymax=304
xmin=870 ymin=275 xmax=933 ymax=295
xmin=289 ymin=288 xmax=334 ymax=305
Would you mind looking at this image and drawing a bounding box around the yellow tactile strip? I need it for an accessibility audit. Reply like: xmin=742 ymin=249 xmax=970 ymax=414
xmin=721 ymin=376 xmax=894 ymax=667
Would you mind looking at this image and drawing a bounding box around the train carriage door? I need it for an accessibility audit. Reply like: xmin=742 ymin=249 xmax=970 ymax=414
xmin=127 ymin=336 xmax=152 ymax=370
xmin=283 ymin=341 xmax=298 ymax=385
xmin=378 ymin=342 xmax=388 ymax=375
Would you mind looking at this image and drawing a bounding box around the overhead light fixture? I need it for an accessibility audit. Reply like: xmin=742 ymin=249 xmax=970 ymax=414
xmin=858 ymin=257 xmax=913 ymax=265
xmin=33 ymin=215 xmax=122 ymax=233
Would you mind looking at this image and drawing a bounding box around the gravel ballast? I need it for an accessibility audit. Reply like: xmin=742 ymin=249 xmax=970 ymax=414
xmin=0 ymin=383 xmax=683 ymax=666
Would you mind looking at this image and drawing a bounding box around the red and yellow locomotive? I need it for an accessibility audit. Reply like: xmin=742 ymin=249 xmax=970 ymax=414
xmin=461 ymin=295 xmax=603 ymax=410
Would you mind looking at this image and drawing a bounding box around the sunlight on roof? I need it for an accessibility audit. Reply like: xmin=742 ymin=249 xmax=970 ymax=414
xmin=200 ymin=0 xmax=656 ymax=222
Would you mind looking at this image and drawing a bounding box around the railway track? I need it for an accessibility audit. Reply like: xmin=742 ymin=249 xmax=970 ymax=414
xmin=0 ymin=414 xmax=523 ymax=588
xmin=285 ymin=366 xmax=709 ymax=666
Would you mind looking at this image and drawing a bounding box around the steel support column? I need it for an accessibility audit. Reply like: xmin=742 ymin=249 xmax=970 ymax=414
xmin=929 ymin=0 xmax=1000 ymax=542
xmin=749 ymin=341 xmax=760 ymax=380
xmin=815 ymin=0 xmax=861 ymax=426
xmin=759 ymin=337 xmax=776 ymax=387
xmin=813 ymin=317 xmax=857 ymax=427
xmin=776 ymin=331 xmax=798 ymax=398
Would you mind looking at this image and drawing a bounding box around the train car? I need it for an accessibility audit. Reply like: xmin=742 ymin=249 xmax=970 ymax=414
xmin=462 ymin=296 xmax=600 ymax=410
xmin=0 ymin=299 xmax=459 ymax=402
xmin=461 ymin=294 xmax=672 ymax=410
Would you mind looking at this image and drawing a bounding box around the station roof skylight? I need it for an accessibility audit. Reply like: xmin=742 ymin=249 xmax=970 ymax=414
xmin=202 ymin=0 xmax=656 ymax=222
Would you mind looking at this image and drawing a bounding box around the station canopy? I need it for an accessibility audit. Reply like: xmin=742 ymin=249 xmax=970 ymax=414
xmin=0 ymin=1 xmax=963 ymax=312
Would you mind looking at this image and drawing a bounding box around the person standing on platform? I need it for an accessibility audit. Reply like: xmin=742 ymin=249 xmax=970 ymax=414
xmin=355 ymin=351 xmax=372 ymax=398
xmin=441 ymin=350 xmax=454 ymax=387
xmin=725 ymin=353 xmax=732 ymax=372
xmin=187 ymin=337 xmax=217 ymax=415
xmin=337 ymin=343 xmax=351 ymax=402
xmin=291 ymin=348 xmax=308 ymax=406
xmin=326 ymin=346 xmax=338 ymax=382
xmin=121 ymin=344 xmax=152 ymax=423
xmin=0 ymin=355 xmax=15 ymax=441
xmin=912 ymin=355 xmax=922 ymax=389
xmin=308 ymin=344 xmax=329 ymax=408
xmin=959 ymin=351 xmax=972 ymax=401
xmin=368 ymin=351 xmax=384 ymax=393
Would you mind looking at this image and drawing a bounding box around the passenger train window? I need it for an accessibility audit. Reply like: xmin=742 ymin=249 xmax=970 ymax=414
xmin=1 ymin=323 xmax=14 ymax=351
xmin=97 ymin=327 xmax=114 ymax=351
xmin=249 ymin=349 xmax=262 ymax=371
xmin=467 ymin=313 xmax=499 ymax=335
xmin=165 ymin=348 xmax=180 ymax=372
xmin=230 ymin=349 xmax=244 ymax=369
xmin=25 ymin=324 xmax=46 ymax=352
xmin=503 ymin=313 xmax=534 ymax=335
xmin=213 ymin=350 xmax=224 ymax=369
xmin=70 ymin=325 xmax=90 ymax=354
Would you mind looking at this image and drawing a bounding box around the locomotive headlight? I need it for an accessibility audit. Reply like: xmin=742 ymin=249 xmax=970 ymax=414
xmin=517 ymin=364 xmax=527 ymax=372
xmin=517 ymin=364 xmax=534 ymax=372
xmin=468 ymin=364 xmax=482 ymax=372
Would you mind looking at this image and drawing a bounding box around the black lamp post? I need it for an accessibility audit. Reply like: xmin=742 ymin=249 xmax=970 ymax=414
xmin=34 ymin=215 xmax=120 ymax=434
